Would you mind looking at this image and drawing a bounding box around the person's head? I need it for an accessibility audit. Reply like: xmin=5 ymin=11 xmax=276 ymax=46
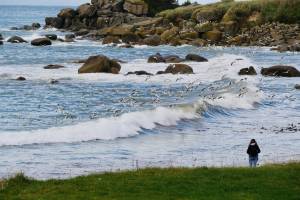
xmin=249 ymin=139 xmax=257 ymax=145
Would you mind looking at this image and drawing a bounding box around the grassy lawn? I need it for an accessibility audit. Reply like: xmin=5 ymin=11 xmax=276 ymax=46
xmin=0 ymin=163 xmax=300 ymax=200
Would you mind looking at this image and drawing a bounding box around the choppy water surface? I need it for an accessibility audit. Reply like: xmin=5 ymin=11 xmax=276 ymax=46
xmin=0 ymin=6 xmax=299 ymax=179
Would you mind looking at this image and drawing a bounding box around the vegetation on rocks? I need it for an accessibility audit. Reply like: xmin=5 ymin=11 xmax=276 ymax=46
xmin=0 ymin=163 xmax=300 ymax=200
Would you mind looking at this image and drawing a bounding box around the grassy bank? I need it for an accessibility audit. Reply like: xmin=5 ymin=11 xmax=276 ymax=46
xmin=1 ymin=163 xmax=300 ymax=200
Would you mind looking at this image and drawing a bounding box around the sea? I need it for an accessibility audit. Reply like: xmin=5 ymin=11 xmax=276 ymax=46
xmin=0 ymin=5 xmax=299 ymax=179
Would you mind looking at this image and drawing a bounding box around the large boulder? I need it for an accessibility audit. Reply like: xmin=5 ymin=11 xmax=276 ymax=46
xmin=58 ymin=8 xmax=77 ymax=19
xmin=238 ymin=66 xmax=257 ymax=75
xmin=143 ymin=35 xmax=161 ymax=46
xmin=123 ymin=0 xmax=148 ymax=16
xmin=165 ymin=64 xmax=193 ymax=74
xmin=185 ymin=54 xmax=208 ymax=62
xmin=78 ymin=55 xmax=121 ymax=74
xmin=7 ymin=36 xmax=27 ymax=43
xmin=31 ymin=38 xmax=52 ymax=46
xmin=77 ymin=4 xmax=97 ymax=18
xmin=261 ymin=65 xmax=300 ymax=77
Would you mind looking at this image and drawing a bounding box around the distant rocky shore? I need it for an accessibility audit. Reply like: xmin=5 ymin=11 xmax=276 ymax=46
xmin=41 ymin=0 xmax=300 ymax=51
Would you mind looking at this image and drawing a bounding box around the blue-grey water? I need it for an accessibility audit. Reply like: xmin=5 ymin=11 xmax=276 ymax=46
xmin=0 ymin=5 xmax=299 ymax=179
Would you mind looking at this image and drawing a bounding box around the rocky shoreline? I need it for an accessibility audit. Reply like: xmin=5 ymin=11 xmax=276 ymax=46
xmin=40 ymin=0 xmax=300 ymax=51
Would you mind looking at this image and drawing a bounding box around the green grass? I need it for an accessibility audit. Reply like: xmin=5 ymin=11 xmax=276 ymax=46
xmin=1 ymin=163 xmax=300 ymax=200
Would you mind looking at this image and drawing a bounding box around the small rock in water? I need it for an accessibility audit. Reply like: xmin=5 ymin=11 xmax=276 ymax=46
xmin=7 ymin=36 xmax=27 ymax=43
xmin=185 ymin=54 xmax=208 ymax=62
xmin=238 ymin=66 xmax=257 ymax=75
xmin=45 ymin=34 xmax=58 ymax=40
xmin=261 ymin=65 xmax=300 ymax=77
xmin=164 ymin=64 xmax=193 ymax=74
xmin=0 ymin=33 xmax=3 ymax=40
xmin=31 ymin=38 xmax=52 ymax=46
xmin=126 ymin=71 xmax=153 ymax=76
xmin=65 ymin=34 xmax=75 ymax=40
xmin=295 ymin=84 xmax=300 ymax=90
xmin=0 ymin=41 xmax=3 ymax=45
xmin=16 ymin=76 xmax=26 ymax=81
xmin=43 ymin=64 xmax=65 ymax=69
xmin=49 ymin=79 xmax=59 ymax=84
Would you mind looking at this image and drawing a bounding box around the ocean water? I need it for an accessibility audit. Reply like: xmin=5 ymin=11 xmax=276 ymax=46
xmin=0 ymin=6 xmax=299 ymax=179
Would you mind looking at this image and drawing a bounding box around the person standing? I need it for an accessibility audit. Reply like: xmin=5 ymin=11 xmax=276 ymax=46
xmin=247 ymin=139 xmax=261 ymax=167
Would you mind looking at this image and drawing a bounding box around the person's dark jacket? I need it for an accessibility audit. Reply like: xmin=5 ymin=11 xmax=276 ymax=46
xmin=247 ymin=144 xmax=261 ymax=157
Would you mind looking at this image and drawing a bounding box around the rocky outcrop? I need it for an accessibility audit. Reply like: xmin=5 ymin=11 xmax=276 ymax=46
xmin=78 ymin=55 xmax=121 ymax=74
xmin=185 ymin=54 xmax=208 ymax=62
xmin=102 ymin=35 xmax=120 ymax=44
xmin=43 ymin=64 xmax=65 ymax=69
xmin=238 ymin=66 xmax=257 ymax=75
xmin=261 ymin=65 xmax=300 ymax=77
xmin=7 ymin=36 xmax=27 ymax=43
xmin=164 ymin=64 xmax=193 ymax=74
xmin=31 ymin=38 xmax=52 ymax=46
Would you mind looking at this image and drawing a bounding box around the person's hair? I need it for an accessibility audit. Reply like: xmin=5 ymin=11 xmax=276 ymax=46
xmin=249 ymin=139 xmax=257 ymax=145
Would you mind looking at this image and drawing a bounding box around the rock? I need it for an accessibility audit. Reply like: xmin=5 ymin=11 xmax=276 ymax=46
xmin=75 ymin=29 xmax=89 ymax=36
xmin=64 ymin=38 xmax=75 ymax=42
xmin=121 ymin=33 xmax=140 ymax=44
xmin=164 ymin=55 xmax=184 ymax=63
xmin=261 ymin=65 xmax=300 ymax=77
xmin=179 ymin=31 xmax=198 ymax=40
xmin=160 ymin=27 xmax=179 ymax=43
xmin=238 ymin=66 xmax=257 ymax=75
xmin=45 ymin=34 xmax=58 ymax=40
xmin=0 ymin=41 xmax=3 ymax=45
xmin=126 ymin=71 xmax=153 ymax=76
xmin=16 ymin=76 xmax=26 ymax=81
xmin=156 ymin=71 xmax=166 ymax=75
xmin=49 ymin=79 xmax=59 ymax=84
xmin=31 ymin=38 xmax=52 ymax=46
xmin=143 ymin=35 xmax=161 ymax=46
xmin=119 ymin=44 xmax=134 ymax=48
xmin=102 ymin=36 xmax=120 ymax=44
xmin=43 ymin=64 xmax=65 ymax=69
xmin=31 ymin=23 xmax=41 ymax=29
xmin=165 ymin=64 xmax=193 ymax=74
xmin=123 ymin=0 xmax=148 ymax=16
xmin=194 ymin=22 xmax=213 ymax=33
xmin=189 ymin=39 xmax=207 ymax=47
xmin=7 ymin=36 xmax=27 ymax=43
xmin=148 ymin=53 xmax=165 ymax=63
xmin=78 ymin=55 xmax=121 ymax=74
xmin=58 ymin=8 xmax=77 ymax=19
xmin=185 ymin=54 xmax=208 ymax=62
xmin=65 ymin=34 xmax=75 ymax=40
xmin=77 ymin=4 xmax=96 ymax=18
xmin=45 ymin=17 xmax=64 ymax=29
xmin=295 ymin=84 xmax=300 ymax=89
xmin=205 ymin=30 xmax=222 ymax=42
xmin=0 ymin=34 xmax=3 ymax=40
